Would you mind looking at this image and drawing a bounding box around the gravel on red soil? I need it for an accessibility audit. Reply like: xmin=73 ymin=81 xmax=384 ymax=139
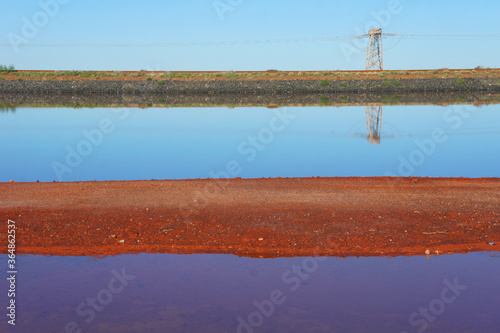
xmin=1 ymin=177 xmax=499 ymax=258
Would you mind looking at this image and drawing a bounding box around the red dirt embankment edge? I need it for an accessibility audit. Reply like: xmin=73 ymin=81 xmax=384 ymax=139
xmin=1 ymin=177 xmax=499 ymax=258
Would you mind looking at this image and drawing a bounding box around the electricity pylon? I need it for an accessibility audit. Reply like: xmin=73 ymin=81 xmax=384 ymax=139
xmin=366 ymin=28 xmax=383 ymax=70
xmin=366 ymin=105 xmax=383 ymax=144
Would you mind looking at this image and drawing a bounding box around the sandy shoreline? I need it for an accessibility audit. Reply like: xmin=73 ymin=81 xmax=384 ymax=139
xmin=1 ymin=177 xmax=499 ymax=258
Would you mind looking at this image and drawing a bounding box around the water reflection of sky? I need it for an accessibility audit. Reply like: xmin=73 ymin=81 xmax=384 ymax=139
xmin=0 ymin=252 xmax=498 ymax=333
xmin=1 ymin=105 xmax=499 ymax=182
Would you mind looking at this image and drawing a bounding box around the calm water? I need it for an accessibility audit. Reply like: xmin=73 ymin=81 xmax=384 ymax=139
xmin=2 ymin=103 xmax=499 ymax=332
xmin=1 ymin=104 xmax=500 ymax=182
xmin=0 ymin=252 xmax=499 ymax=333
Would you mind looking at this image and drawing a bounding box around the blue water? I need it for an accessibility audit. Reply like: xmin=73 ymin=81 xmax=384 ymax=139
xmin=0 ymin=252 xmax=499 ymax=333
xmin=1 ymin=104 xmax=500 ymax=182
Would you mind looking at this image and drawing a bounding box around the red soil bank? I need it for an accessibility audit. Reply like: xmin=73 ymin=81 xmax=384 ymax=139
xmin=1 ymin=177 xmax=499 ymax=258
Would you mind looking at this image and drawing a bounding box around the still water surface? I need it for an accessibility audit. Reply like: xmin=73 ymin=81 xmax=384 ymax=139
xmin=1 ymin=104 xmax=500 ymax=182
xmin=0 ymin=252 xmax=499 ymax=333
xmin=1 ymin=103 xmax=499 ymax=332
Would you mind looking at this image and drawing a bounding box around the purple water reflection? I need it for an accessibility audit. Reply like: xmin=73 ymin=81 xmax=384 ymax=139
xmin=0 ymin=252 xmax=499 ymax=333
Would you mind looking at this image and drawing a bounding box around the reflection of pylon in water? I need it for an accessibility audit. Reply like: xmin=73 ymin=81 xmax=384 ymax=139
xmin=366 ymin=105 xmax=383 ymax=144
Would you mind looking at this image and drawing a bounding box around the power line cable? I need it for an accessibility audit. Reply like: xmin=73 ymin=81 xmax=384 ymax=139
xmin=0 ymin=34 xmax=499 ymax=48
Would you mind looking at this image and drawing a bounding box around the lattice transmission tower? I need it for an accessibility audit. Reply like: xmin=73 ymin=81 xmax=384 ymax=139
xmin=366 ymin=105 xmax=383 ymax=145
xmin=366 ymin=28 xmax=383 ymax=70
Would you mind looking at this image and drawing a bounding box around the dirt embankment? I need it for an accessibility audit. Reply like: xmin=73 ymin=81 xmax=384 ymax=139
xmin=1 ymin=68 xmax=499 ymax=82
xmin=2 ymin=92 xmax=499 ymax=109
xmin=1 ymin=77 xmax=499 ymax=108
xmin=1 ymin=83 xmax=499 ymax=108
xmin=1 ymin=177 xmax=498 ymax=258
xmin=1 ymin=77 xmax=499 ymax=95
xmin=1 ymin=69 xmax=498 ymax=107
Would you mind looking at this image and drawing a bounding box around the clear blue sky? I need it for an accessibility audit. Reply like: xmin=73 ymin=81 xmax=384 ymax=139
xmin=1 ymin=0 xmax=499 ymax=71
